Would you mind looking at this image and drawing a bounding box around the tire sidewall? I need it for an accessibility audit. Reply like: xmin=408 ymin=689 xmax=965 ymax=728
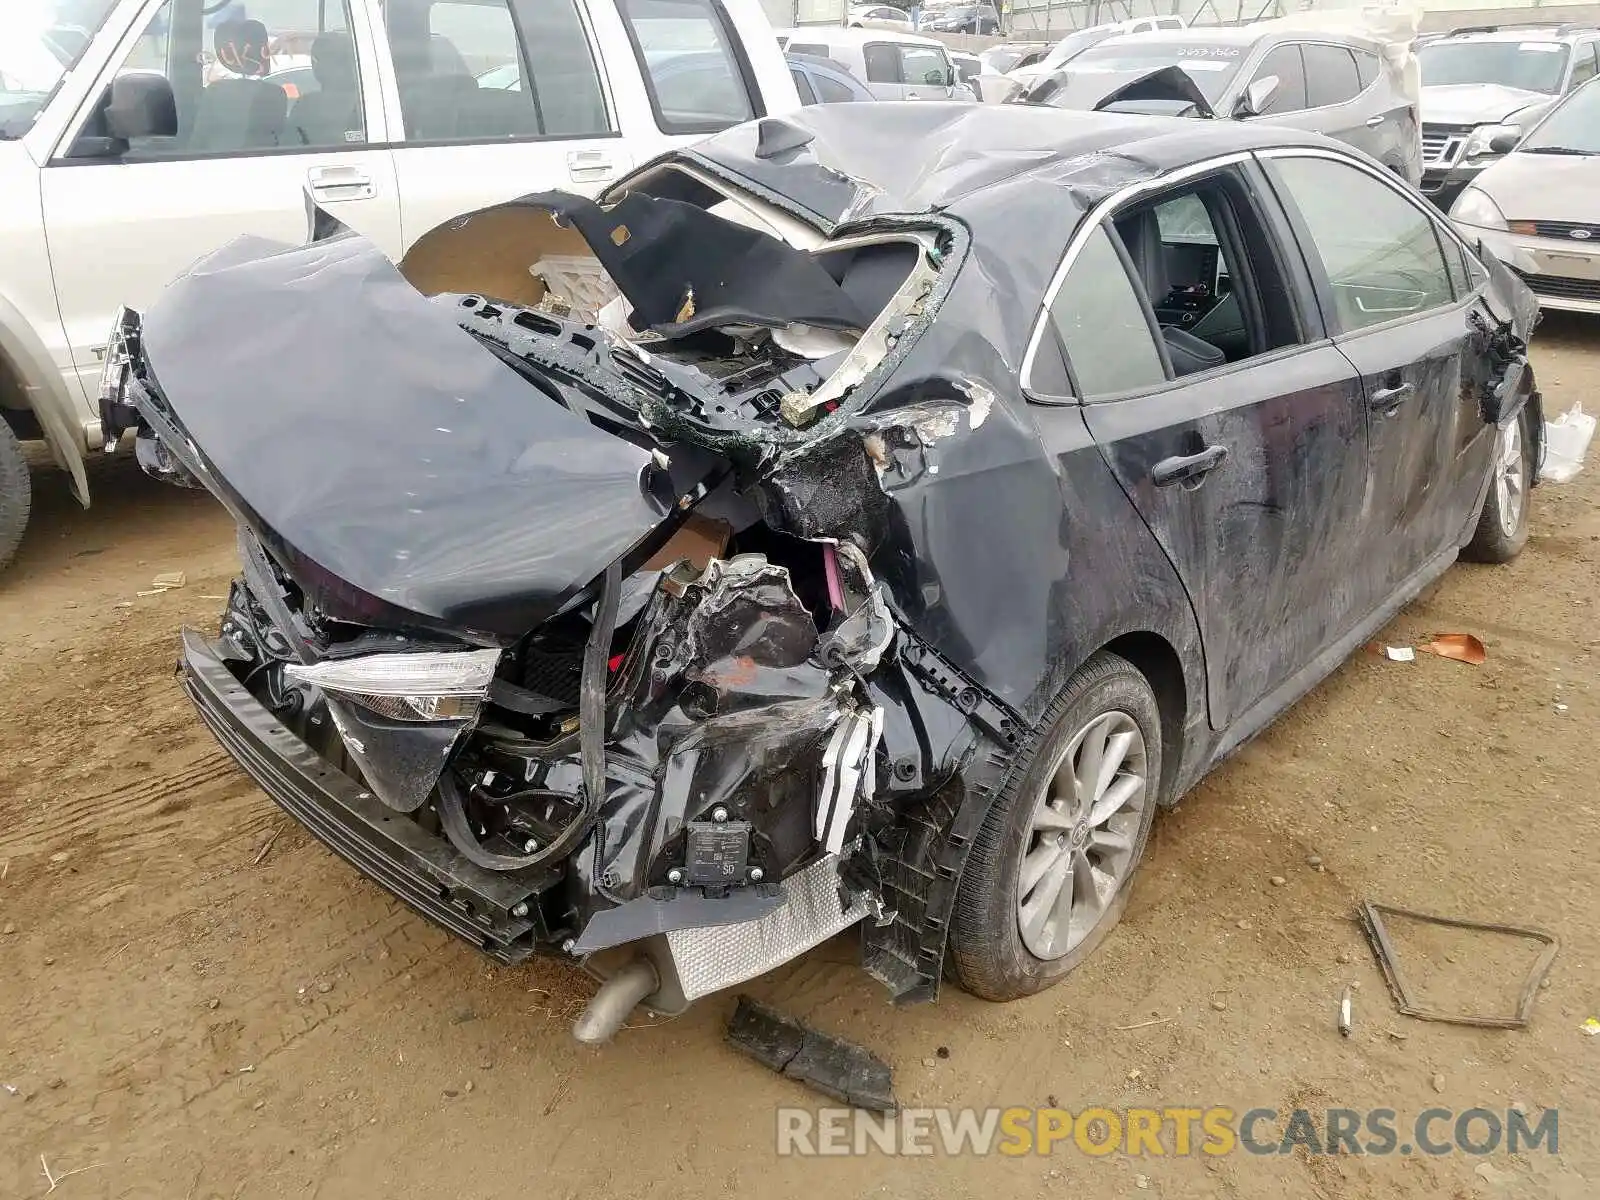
xmin=958 ymin=657 xmax=1163 ymax=998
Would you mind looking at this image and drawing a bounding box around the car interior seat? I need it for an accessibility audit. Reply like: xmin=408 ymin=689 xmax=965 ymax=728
xmin=1116 ymin=208 xmax=1225 ymax=377
xmin=190 ymin=18 xmax=288 ymax=151
xmin=287 ymin=30 xmax=362 ymax=146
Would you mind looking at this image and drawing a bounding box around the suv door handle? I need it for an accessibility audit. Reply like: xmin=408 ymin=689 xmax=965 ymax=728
xmin=1370 ymin=382 xmax=1413 ymax=412
xmin=1366 ymin=115 xmax=1387 ymax=127
xmin=307 ymin=165 xmax=374 ymax=201
xmin=1152 ymin=443 xmax=1229 ymax=487
xmin=566 ymin=149 xmax=615 ymax=184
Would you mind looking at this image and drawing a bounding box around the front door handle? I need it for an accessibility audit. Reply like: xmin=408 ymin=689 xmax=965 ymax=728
xmin=1152 ymin=443 xmax=1229 ymax=487
xmin=566 ymin=149 xmax=615 ymax=184
xmin=1366 ymin=115 xmax=1387 ymax=128
xmin=307 ymin=164 xmax=374 ymax=201
xmin=1370 ymin=382 xmax=1413 ymax=412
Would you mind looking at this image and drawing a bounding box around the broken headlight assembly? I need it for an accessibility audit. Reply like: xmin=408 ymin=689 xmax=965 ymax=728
xmin=284 ymin=648 xmax=504 ymax=721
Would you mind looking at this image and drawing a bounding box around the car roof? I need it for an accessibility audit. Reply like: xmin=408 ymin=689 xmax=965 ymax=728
xmin=1105 ymin=27 xmax=1265 ymax=48
xmin=1430 ymin=27 xmax=1588 ymax=42
xmin=778 ymin=26 xmax=948 ymax=48
xmin=687 ymin=102 xmax=1346 ymax=238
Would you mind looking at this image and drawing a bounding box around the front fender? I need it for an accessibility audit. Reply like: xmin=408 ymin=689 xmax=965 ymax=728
xmin=0 ymin=292 xmax=89 ymax=506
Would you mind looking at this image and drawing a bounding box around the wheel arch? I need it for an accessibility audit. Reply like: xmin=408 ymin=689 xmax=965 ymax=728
xmin=1100 ymin=630 xmax=1188 ymax=803
xmin=0 ymin=293 xmax=89 ymax=506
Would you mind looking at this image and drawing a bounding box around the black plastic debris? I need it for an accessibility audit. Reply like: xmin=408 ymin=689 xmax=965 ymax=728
xmin=726 ymin=995 xmax=897 ymax=1112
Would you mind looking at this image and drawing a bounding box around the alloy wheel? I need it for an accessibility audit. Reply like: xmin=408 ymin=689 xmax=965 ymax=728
xmin=1495 ymin=419 xmax=1525 ymax=538
xmin=1015 ymin=710 xmax=1149 ymax=960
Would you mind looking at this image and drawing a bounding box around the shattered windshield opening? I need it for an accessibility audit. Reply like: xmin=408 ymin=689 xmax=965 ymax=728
xmin=0 ymin=0 xmax=118 ymax=138
xmin=1420 ymin=40 xmax=1570 ymax=94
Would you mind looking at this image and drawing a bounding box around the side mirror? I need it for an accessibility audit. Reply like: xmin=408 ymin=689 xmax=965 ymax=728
xmin=1233 ymin=74 xmax=1278 ymax=119
xmin=1488 ymin=130 xmax=1521 ymax=155
xmin=104 ymin=72 xmax=178 ymax=142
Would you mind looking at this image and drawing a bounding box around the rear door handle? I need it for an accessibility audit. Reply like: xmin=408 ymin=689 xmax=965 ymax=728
xmin=1370 ymin=382 xmax=1413 ymax=412
xmin=1152 ymin=443 xmax=1229 ymax=487
xmin=566 ymin=149 xmax=615 ymax=184
xmin=306 ymin=164 xmax=374 ymax=201
xmin=1366 ymin=115 xmax=1387 ymax=128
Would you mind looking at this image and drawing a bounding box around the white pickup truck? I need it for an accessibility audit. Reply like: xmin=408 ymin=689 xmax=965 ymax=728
xmin=0 ymin=0 xmax=799 ymax=569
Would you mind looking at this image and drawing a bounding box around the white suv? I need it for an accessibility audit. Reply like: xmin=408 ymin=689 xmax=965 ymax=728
xmin=0 ymin=0 xmax=798 ymax=569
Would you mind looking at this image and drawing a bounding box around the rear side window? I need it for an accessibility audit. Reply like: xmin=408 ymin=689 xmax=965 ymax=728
xmin=617 ymin=0 xmax=758 ymax=133
xmin=815 ymin=73 xmax=858 ymax=102
xmin=1304 ymin=43 xmax=1361 ymax=107
xmin=1353 ymin=48 xmax=1379 ymax=89
xmin=389 ymin=0 xmax=610 ymax=142
xmin=1048 ymin=225 xmax=1167 ymax=399
xmin=790 ymin=66 xmax=817 ymax=104
xmin=863 ymin=43 xmax=900 ymax=83
xmin=1250 ymin=44 xmax=1308 ymax=114
xmin=1269 ymin=156 xmax=1455 ymax=332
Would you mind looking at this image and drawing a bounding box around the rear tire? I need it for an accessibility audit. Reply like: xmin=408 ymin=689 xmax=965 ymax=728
xmin=1463 ymin=404 xmax=1533 ymax=564
xmin=950 ymin=652 xmax=1163 ymax=1002
xmin=0 ymin=421 xmax=30 ymax=572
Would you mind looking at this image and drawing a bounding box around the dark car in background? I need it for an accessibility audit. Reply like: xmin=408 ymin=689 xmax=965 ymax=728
xmin=919 ymin=3 xmax=1000 ymax=34
xmin=1418 ymin=22 xmax=1600 ymax=208
xmin=106 ymin=105 xmax=1537 ymax=1044
xmin=787 ymin=51 xmax=876 ymax=103
xmin=1020 ymin=27 xmax=1423 ymax=185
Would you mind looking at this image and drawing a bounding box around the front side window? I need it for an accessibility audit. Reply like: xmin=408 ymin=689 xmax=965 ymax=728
xmin=72 ymin=0 xmax=365 ymax=159
xmin=1303 ymin=43 xmax=1361 ymax=107
xmin=389 ymin=0 xmax=609 ymax=142
xmin=618 ymin=0 xmax=756 ymax=133
xmin=0 ymin=0 xmax=118 ymax=139
xmin=1048 ymin=225 xmax=1167 ymax=399
xmin=1269 ymin=156 xmax=1455 ymax=333
xmin=899 ymin=45 xmax=950 ymax=87
xmin=1249 ymin=44 xmax=1308 ymax=114
xmin=1419 ymin=39 xmax=1570 ymax=95
xmin=1569 ymin=43 xmax=1599 ymax=87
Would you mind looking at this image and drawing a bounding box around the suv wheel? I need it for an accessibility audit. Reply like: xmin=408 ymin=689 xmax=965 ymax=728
xmin=0 ymin=421 xmax=30 ymax=571
xmin=949 ymin=651 xmax=1163 ymax=1001
xmin=1463 ymin=405 xmax=1533 ymax=564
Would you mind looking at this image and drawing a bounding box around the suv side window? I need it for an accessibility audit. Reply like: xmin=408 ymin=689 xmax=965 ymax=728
xmin=900 ymin=44 xmax=950 ymax=86
xmin=815 ymin=72 xmax=857 ymax=102
xmin=1352 ymin=47 xmax=1379 ymax=89
xmin=390 ymin=0 xmax=609 ymax=142
xmin=618 ymin=0 xmax=758 ymax=133
xmin=78 ymin=0 xmax=364 ymax=159
xmin=1250 ymin=44 xmax=1308 ymax=114
xmin=863 ymin=43 xmax=900 ymax=83
xmin=1569 ymin=42 xmax=1600 ymax=87
xmin=1047 ymin=225 xmax=1167 ymax=399
xmin=1268 ymin=155 xmax=1455 ymax=332
xmin=1303 ymin=43 xmax=1361 ymax=107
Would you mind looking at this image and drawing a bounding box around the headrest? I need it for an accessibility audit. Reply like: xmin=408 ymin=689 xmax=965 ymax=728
xmin=215 ymin=18 xmax=270 ymax=77
xmin=311 ymin=30 xmax=357 ymax=86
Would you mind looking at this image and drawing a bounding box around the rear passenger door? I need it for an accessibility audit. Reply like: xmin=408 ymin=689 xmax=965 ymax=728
xmin=1300 ymin=42 xmax=1380 ymax=156
xmin=39 ymin=0 xmax=403 ymax=410
xmin=1262 ymin=150 xmax=1494 ymax=594
xmin=1031 ymin=162 xmax=1371 ymax=731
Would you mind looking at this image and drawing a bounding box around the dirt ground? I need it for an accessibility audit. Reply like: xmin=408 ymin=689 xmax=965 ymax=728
xmin=1 ymin=322 xmax=1597 ymax=1200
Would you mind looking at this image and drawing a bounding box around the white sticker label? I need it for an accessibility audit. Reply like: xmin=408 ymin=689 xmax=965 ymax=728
xmin=1178 ymin=59 xmax=1233 ymax=71
xmin=1520 ymin=42 xmax=1564 ymax=52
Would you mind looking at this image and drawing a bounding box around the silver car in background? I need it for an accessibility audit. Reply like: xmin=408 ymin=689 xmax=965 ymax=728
xmin=1450 ymin=76 xmax=1600 ymax=314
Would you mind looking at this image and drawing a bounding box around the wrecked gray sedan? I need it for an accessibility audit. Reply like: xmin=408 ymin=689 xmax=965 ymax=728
xmin=105 ymin=105 xmax=1541 ymax=1041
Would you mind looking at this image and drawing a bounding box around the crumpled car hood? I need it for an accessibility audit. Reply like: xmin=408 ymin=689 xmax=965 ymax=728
xmin=1422 ymin=83 xmax=1550 ymax=126
xmin=138 ymin=232 xmax=669 ymax=637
